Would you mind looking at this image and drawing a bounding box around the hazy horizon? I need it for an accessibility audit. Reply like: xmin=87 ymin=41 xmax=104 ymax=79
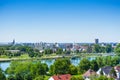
xmin=0 ymin=0 xmax=120 ymax=43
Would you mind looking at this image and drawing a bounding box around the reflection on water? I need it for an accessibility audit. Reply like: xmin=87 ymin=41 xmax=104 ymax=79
xmin=71 ymin=57 xmax=81 ymax=66
xmin=0 ymin=57 xmax=96 ymax=71
xmin=41 ymin=59 xmax=55 ymax=67
xmin=0 ymin=62 xmax=10 ymax=71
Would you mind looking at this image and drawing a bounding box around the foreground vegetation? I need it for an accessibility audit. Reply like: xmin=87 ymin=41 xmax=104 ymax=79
xmin=0 ymin=55 xmax=119 ymax=80
xmin=1 ymin=44 xmax=120 ymax=79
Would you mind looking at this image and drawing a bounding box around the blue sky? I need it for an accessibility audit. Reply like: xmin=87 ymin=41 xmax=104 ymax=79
xmin=0 ymin=0 xmax=120 ymax=43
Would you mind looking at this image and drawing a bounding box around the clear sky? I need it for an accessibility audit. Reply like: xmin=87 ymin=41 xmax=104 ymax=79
xmin=0 ymin=0 xmax=120 ymax=43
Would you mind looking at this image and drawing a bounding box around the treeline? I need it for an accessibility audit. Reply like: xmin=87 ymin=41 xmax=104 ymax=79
xmin=43 ymin=43 xmax=120 ymax=55
xmin=0 ymin=45 xmax=42 ymax=58
xmin=0 ymin=56 xmax=119 ymax=80
xmin=44 ymin=44 xmax=114 ymax=54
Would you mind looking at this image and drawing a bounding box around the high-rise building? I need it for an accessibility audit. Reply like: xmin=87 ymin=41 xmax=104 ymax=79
xmin=12 ymin=39 xmax=15 ymax=45
xmin=95 ymin=39 xmax=99 ymax=44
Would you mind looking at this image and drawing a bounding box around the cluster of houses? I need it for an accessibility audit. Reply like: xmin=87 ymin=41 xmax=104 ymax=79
xmin=0 ymin=39 xmax=117 ymax=54
xmin=48 ymin=66 xmax=120 ymax=80
xmin=23 ymin=42 xmax=117 ymax=53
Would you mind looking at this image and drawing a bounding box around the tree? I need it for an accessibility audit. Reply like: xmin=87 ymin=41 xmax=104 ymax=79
xmin=44 ymin=49 xmax=53 ymax=54
xmin=106 ymin=44 xmax=112 ymax=53
xmin=30 ymin=62 xmax=48 ymax=78
xmin=101 ymin=46 xmax=106 ymax=53
xmin=111 ymin=56 xmax=120 ymax=66
xmin=92 ymin=44 xmax=101 ymax=53
xmin=110 ymin=67 xmax=117 ymax=77
xmin=103 ymin=56 xmax=112 ymax=66
xmin=87 ymin=46 xmax=92 ymax=53
xmin=7 ymin=75 xmax=16 ymax=80
xmin=69 ymin=65 xmax=78 ymax=75
xmin=0 ymin=68 xmax=6 ymax=80
xmin=114 ymin=43 xmax=120 ymax=56
xmin=79 ymin=58 xmax=91 ymax=73
xmin=6 ymin=61 xmax=48 ymax=80
xmin=0 ymin=47 xmax=6 ymax=55
xmin=49 ymin=65 xmax=55 ymax=75
xmin=96 ymin=57 xmax=104 ymax=68
xmin=49 ymin=58 xmax=71 ymax=75
xmin=56 ymin=48 xmax=63 ymax=54
xmin=90 ymin=60 xmax=99 ymax=71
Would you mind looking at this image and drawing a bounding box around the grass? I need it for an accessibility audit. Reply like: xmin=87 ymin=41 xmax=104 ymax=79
xmin=0 ymin=55 xmax=9 ymax=58
xmin=0 ymin=53 xmax=111 ymax=62
xmin=18 ymin=54 xmax=30 ymax=59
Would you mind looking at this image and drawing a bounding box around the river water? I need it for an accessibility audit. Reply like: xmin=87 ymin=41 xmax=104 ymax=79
xmin=0 ymin=57 xmax=96 ymax=71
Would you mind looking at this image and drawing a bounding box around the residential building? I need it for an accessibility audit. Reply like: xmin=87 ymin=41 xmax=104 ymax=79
xmin=114 ymin=66 xmax=120 ymax=80
xmin=49 ymin=74 xmax=71 ymax=80
xmin=97 ymin=66 xmax=112 ymax=77
xmin=83 ymin=69 xmax=97 ymax=80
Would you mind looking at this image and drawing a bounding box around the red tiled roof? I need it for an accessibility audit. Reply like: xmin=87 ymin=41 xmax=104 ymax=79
xmin=83 ymin=69 xmax=96 ymax=77
xmin=52 ymin=74 xmax=71 ymax=80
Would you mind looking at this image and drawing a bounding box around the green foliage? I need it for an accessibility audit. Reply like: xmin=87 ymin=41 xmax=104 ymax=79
xmin=96 ymin=57 xmax=105 ymax=68
xmin=0 ymin=47 xmax=6 ymax=55
xmin=0 ymin=68 xmax=6 ymax=80
xmin=70 ymin=75 xmax=84 ymax=80
xmin=44 ymin=49 xmax=53 ymax=54
xmin=115 ymin=43 xmax=120 ymax=56
xmin=49 ymin=58 xmax=71 ymax=75
xmin=92 ymin=44 xmax=113 ymax=53
xmin=69 ymin=65 xmax=78 ymax=75
xmin=56 ymin=48 xmax=63 ymax=54
xmin=79 ymin=58 xmax=90 ymax=73
xmin=106 ymin=44 xmax=112 ymax=53
xmin=93 ymin=44 xmax=102 ymax=53
xmin=33 ymin=76 xmax=44 ymax=80
xmin=111 ymin=56 xmax=120 ymax=66
xmin=95 ymin=56 xmax=120 ymax=68
xmin=95 ymin=75 xmax=114 ymax=80
xmin=7 ymin=75 xmax=16 ymax=80
xmin=6 ymin=61 xmax=48 ymax=80
xmin=90 ymin=60 xmax=99 ymax=71
xmin=110 ymin=67 xmax=117 ymax=77
xmin=49 ymin=65 xmax=55 ymax=75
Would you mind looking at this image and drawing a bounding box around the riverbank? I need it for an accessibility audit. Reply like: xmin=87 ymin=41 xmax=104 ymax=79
xmin=0 ymin=55 xmax=70 ymax=62
xmin=0 ymin=53 xmax=115 ymax=62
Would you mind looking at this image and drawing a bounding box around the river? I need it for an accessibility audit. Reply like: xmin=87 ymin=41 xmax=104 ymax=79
xmin=0 ymin=57 xmax=96 ymax=71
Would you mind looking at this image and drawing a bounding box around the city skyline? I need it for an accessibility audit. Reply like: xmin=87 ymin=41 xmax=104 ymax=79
xmin=0 ymin=0 xmax=120 ymax=43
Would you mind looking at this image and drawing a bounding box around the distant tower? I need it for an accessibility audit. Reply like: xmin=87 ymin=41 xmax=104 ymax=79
xmin=95 ymin=39 xmax=99 ymax=44
xmin=12 ymin=39 xmax=15 ymax=45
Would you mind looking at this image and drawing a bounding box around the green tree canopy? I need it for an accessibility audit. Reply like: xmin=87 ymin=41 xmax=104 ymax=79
xmin=106 ymin=44 xmax=112 ymax=53
xmin=79 ymin=58 xmax=91 ymax=73
xmin=49 ymin=58 xmax=71 ymax=75
xmin=6 ymin=61 xmax=48 ymax=80
xmin=114 ymin=43 xmax=120 ymax=56
xmin=56 ymin=48 xmax=63 ymax=54
xmin=68 ymin=64 xmax=78 ymax=75
xmin=0 ymin=68 xmax=6 ymax=80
